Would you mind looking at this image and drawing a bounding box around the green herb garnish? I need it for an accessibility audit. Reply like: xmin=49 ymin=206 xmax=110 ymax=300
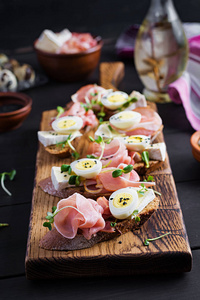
xmin=141 ymin=151 xmax=150 ymax=168
xmin=89 ymin=135 xmax=111 ymax=161
xmin=144 ymin=232 xmax=171 ymax=246
xmin=72 ymin=151 xmax=80 ymax=160
xmin=112 ymin=164 xmax=133 ymax=178
xmin=0 ymin=170 xmax=16 ymax=196
xmin=0 ymin=222 xmax=9 ymax=229
xmin=147 ymin=175 xmax=154 ymax=181
xmin=117 ymin=97 xmax=137 ymax=111
xmin=56 ymin=106 xmax=65 ymax=118
xmin=61 ymin=164 xmax=72 ymax=175
xmin=132 ymin=210 xmax=141 ymax=222
xmin=43 ymin=206 xmax=57 ymax=230
xmin=110 ymin=222 xmax=117 ymax=227
xmin=87 ymin=154 xmax=97 ymax=159
xmin=56 ymin=134 xmax=79 ymax=159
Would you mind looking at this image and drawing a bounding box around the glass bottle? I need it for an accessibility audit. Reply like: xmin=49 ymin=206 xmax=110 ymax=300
xmin=134 ymin=0 xmax=188 ymax=103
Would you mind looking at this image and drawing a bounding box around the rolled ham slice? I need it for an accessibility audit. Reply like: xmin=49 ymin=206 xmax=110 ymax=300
xmin=71 ymin=84 xmax=108 ymax=103
xmin=54 ymin=193 xmax=114 ymax=240
xmin=87 ymin=138 xmax=131 ymax=167
xmin=115 ymin=107 xmax=163 ymax=137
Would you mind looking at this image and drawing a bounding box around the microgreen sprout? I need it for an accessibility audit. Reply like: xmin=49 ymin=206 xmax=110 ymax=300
xmin=43 ymin=205 xmax=85 ymax=230
xmin=112 ymin=164 xmax=133 ymax=178
xmin=141 ymin=151 xmax=150 ymax=168
xmin=61 ymin=164 xmax=72 ymax=174
xmin=87 ymin=154 xmax=98 ymax=159
xmin=117 ymin=97 xmax=137 ymax=111
xmin=132 ymin=210 xmax=141 ymax=222
xmin=0 ymin=223 xmax=9 ymax=227
xmin=147 ymin=175 xmax=154 ymax=181
xmin=144 ymin=232 xmax=171 ymax=246
xmin=72 ymin=152 xmax=80 ymax=160
xmin=43 ymin=206 xmax=57 ymax=230
xmin=0 ymin=170 xmax=16 ymax=196
xmin=56 ymin=106 xmax=65 ymax=118
xmin=110 ymin=222 xmax=116 ymax=227
xmin=69 ymin=175 xmax=81 ymax=186
xmin=154 ymin=190 xmax=162 ymax=196
xmin=89 ymin=135 xmax=111 ymax=161
xmin=56 ymin=134 xmax=79 ymax=159
xmin=137 ymin=183 xmax=148 ymax=195
xmin=99 ymin=117 xmax=104 ymax=124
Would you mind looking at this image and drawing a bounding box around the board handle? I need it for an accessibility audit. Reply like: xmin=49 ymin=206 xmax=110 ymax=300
xmin=99 ymin=62 xmax=124 ymax=90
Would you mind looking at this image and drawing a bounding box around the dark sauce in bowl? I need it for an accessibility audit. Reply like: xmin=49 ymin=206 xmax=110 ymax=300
xmin=0 ymin=103 xmax=23 ymax=114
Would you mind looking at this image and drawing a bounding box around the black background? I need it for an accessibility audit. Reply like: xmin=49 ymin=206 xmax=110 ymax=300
xmin=0 ymin=1 xmax=200 ymax=299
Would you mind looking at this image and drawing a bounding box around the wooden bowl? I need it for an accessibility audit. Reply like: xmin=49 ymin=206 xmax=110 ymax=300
xmin=34 ymin=36 xmax=103 ymax=82
xmin=0 ymin=92 xmax=32 ymax=132
xmin=190 ymin=131 xmax=200 ymax=162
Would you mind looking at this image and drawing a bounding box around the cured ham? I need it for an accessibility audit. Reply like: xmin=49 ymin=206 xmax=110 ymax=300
xmin=59 ymin=33 xmax=98 ymax=54
xmin=87 ymin=138 xmax=131 ymax=167
xmin=71 ymin=84 xmax=108 ymax=103
xmin=60 ymin=102 xmax=98 ymax=127
xmin=97 ymin=163 xmax=155 ymax=192
xmin=54 ymin=193 xmax=114 ymax=240
xmin=112 ymin=107 xmax=163 ymax=137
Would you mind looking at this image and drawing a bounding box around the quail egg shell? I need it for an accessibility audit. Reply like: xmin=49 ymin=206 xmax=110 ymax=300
xmin=52 ymin=116 xmax=83 ymax=134
xmin=101 ymin=91 xmax=128 ymax=110
xmin=109 ymin=187 xmax=139 ymax=219
xmin=122 ymin=135 xmax=151 ymax=151
xmin=70 ymin=158 xmax=102 ymax=179
xmin=109 ymin=111 xmax=141 ymax=130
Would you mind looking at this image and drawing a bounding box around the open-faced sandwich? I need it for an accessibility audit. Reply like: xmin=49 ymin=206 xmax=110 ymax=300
xmin=37 ymin=101 xmax=99 ymax=158
xmin=40 ymin=187 xmax=159 ymax=251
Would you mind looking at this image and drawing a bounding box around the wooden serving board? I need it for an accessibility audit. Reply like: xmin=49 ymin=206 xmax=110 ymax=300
xmin=25 ymin=62 xmax=192 ymax=279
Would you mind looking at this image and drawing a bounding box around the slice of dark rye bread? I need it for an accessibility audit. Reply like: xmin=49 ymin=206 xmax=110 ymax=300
xmin=39 ymin=197 xmax=159 ymax=251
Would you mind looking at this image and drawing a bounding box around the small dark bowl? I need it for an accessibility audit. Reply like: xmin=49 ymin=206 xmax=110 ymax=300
xmin=0 ymin=92 xmax=32 ymax=132
xmin=34 ymin=36 xmax=103 ymax=82
xmin=190 ymin=131 xmax=200 ymax=162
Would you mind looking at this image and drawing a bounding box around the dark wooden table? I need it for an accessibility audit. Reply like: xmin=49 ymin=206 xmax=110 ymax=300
xmin=0 ymin=40 xmax=200 ymax=299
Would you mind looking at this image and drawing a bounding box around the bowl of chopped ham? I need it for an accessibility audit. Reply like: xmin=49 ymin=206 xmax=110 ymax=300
xmin=34 ymin=29 xmax=103 ymax=82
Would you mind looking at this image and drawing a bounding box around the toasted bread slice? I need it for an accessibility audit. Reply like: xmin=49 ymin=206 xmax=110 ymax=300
xmin=39 ymin=197 xmax=159 ymax=251
xmin=44 ymin=137 xmax=80 ymax=158
xmin=45 ymin=143 xmax=73 ymax=158
xmin=133 ymin=160 xmax=163 ymax=175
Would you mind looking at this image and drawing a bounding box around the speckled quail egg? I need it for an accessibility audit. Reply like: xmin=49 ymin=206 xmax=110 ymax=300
xmin=122 ymin=135 xmax=151 ymax=151
xmin=101 ymin=91 xmax=129 ymax=110
xmin=109 ymin=111 xmax=141 ymax=130
xmin=0 ymin=69 xmax=17 ymax=91
xmin=70 ymin=158 xmax=102 ymax=179
xmin=109 ymin=187 xmax=139 ymax=219
xmin=51 ymin=116 xmax=83 ymax=134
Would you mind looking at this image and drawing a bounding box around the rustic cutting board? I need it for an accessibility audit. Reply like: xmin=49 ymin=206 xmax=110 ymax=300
xmin=25 ymin=62 xmax=192 ymax=279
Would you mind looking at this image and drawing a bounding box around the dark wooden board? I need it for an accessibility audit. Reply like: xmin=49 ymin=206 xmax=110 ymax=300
xmin=25 ymin=62 xmax=192 ymax=279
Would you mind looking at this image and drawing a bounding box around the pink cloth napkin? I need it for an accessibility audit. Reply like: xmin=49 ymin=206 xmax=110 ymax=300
xmin=168 ymin=24 xmax=200 ymax=130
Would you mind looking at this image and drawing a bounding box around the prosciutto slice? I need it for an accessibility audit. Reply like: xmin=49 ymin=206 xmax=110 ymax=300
xmin=60 ymin=102 xmax=98 ymax=127
xmin=54 ymin=193 xmax=114 ymax=240
xmin=113 ymin=107 xmax=162 ymax=137
xmin=97 ymin=163 xmax=155 ymax=191
xmin=87 ymin=138 xmax=131 ymax=167
xmin=71 ymin=84 xmax=108 ymax=103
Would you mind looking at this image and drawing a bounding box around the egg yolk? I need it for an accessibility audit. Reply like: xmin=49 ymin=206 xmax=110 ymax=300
xmin=127 ymin=136 xmax=143 ymax=143
xmin=118 ymin=111 xmax=135 ymax=120
xmin=57 ymin=119 xmax=76 ymax=129
xmin=107 ymin=94 xmax=127 ymax=103
xmin=112 ymin=193 xmax=133 ymax=208
xmin=75 ymin=160 xmax=96 ymax=170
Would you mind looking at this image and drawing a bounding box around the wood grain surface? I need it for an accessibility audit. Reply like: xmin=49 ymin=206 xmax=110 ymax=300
xmin=25 ymin=62 xmax=192 ymax=280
